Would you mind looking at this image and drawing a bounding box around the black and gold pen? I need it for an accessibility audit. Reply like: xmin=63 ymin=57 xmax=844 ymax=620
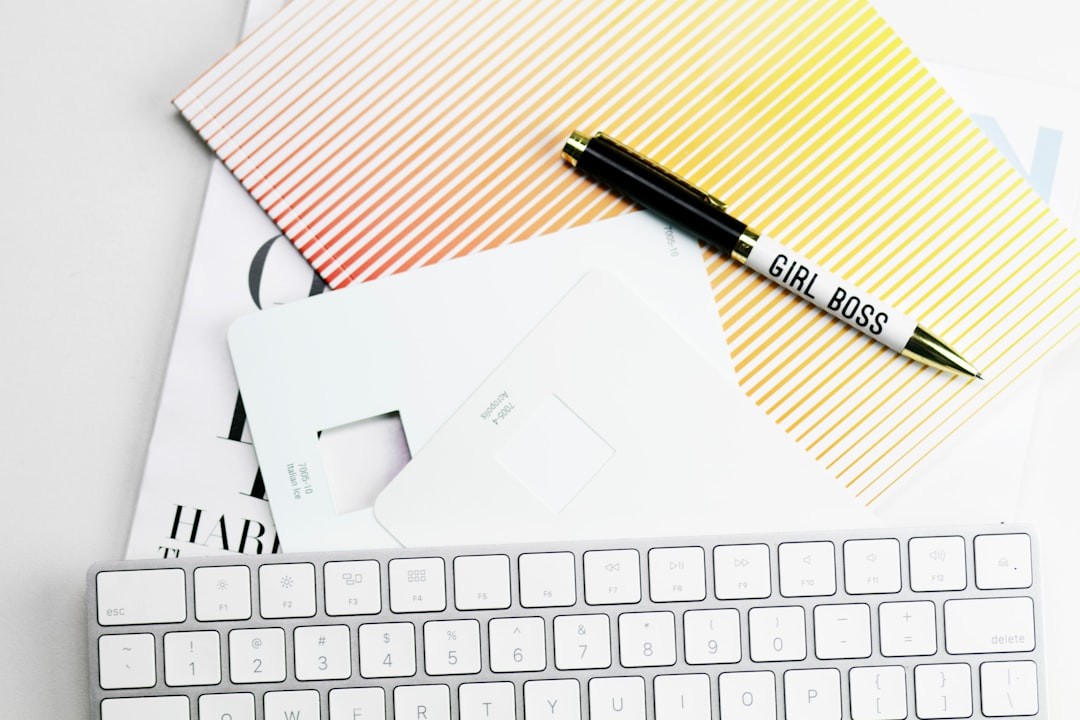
xmin=562 ymin=131 xmax=980 ymax=378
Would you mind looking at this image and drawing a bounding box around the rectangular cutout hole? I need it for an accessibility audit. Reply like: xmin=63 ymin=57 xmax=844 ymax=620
xmin=318 ymin=411 xmax=411 ymax=515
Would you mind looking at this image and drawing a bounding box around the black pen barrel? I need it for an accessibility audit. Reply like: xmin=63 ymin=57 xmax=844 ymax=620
xmin=569 ymin=134 xmax=746 ymax=255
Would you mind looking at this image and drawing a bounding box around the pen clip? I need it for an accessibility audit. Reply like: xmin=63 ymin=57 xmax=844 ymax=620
xmin=598 ymin=132 xmax=727 ymax=212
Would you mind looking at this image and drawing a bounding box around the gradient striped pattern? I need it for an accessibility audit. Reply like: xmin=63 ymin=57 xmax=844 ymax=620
xmin=176 ymin=0 xmax=1079 ymax=503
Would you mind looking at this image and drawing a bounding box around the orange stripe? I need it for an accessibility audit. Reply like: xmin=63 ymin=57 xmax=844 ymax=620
xmin=866 ymin=310 xmax=1080 ymax=504
xmin=176 ymin=0 xmax=312 ymax=110
xmin=850 ymin=241 xmax=1077 ymax=493
xmin=269 ymin=2 xmax=533 ymax=230
xmin=195 ymin=3 xmax=345 ymax=134
xmin=841 ymin=372 xmax=950 ymax=485
xmin=748 ymin=317 xmax=844 ymax=402
xmin=773 ymin=333 xmax=871 ymax=422
xmin=705 ymin=23 xmax=894 ymax=196
xmin=250 ymin=2 xmax=510 ymax=203
xmin=829 ymin=145 xmax=995 ymax=286
xmin=333 ymin=3 xmax=717 ymax=279
xmin=856 ymin=266 xmax=1080 ymax=496
xmin=228 ymin=0 xmax=458 ymax=171
xmin=795 ymin=346 xmax=895 ymax=444
xmin=201 ymin=2 xmax=361 ymax=145
xmin=219 ymin=0 xmax=408 ymax=166
xmin=295 ymin=1 xmax=618 ymax=263
xmin=810 ymin=361 xmax=917 ymax=458
xmin=314 ymin=3 xmax=658 ymax=278
xmin=737 ymin=59 xmax=922 ymax=224
xmin=916 ymin=200 xmax=1043 ymax=320
xmin=944 ymin=227 xmax=1068 ymax=340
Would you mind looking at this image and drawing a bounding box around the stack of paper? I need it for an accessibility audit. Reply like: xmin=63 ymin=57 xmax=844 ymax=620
xmin=174 ymin=0 xmax=1079 ymax=508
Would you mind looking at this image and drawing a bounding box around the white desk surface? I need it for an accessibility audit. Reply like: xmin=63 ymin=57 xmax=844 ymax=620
xmin=0 ymin=1 xmax=1076 ymax=715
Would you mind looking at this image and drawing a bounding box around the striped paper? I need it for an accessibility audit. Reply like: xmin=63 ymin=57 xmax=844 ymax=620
xmin=176 ymin=0 xmax=1080 ymax=503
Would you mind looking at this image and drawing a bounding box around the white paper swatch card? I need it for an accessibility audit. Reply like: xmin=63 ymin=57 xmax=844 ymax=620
xmin=375 ymin=271 xmax=873 ymax=546
xmin=228 ymin=213 xmax=731 ymax=551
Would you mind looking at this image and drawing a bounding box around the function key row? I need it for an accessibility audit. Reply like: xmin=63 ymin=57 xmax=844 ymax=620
xmin=97 ymin=534 xmax=1033 ymax=625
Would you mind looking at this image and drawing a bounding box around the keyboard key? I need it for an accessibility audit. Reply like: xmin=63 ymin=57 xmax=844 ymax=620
xmin=584 ymin=549 xmax=641 ymax=605
xmin=844 ymin=539 xmax=901 ymax=594
xmin=425 ymin=619 xmax=482 ymax=675
xmin=199 ymin=693 xmax=255 ymax=720
xmin=460 ymin=682 xmax=515 ymax=720
xmin=101 ymin=696 xmax=188 ymax=720
xmin=779 ymin=541 xmax=836 ymax=597
xmin=654 ymin=674 xmax=711 ymax=720
xmin=395 ymin=685 xmax=450 ymax=720
xmin=714 ymin=544 xmax=770 ymax=599
xmin=684 ymin=608 xmax=741 ymax=664
xmin=324 ymin=560 xmax=382 ymax=615
xmin=879 ymin=600 xmax=936 ymax=657
xmin=718 ymin=671 xmax=775 ymax=720
xmin=980 ymin=660 xmax=1039 ymax=716
xmin=489 ymin=616 xmax=546 ymax=672
xmin=294 ymin=624 xmax=351 ymax=680
xmin=524 ymin=679 xmax=580 ymax=720
xmin=909 ymin=536 xmax=966 ymax=591
xmin=975 ymin=534 xmax=1033 ymax=590
xmin=97 ymin=568 xmax=186 ymax=626
xmin=784 ymin=668 xmax=841 ymax=720
xmin=554 ymin=614 xmax=611 ymax=669
xmin=590 ymin=676 xmax=645 ymax=720
xmin=814 ymin=603 xmax=871 ymax=660
xmin=265 ymin=690 xmax=319 ymax=720
xmin=454 ymin=554 xmax=511 ymax=610
xmin=914 ymin=663 xmax=972 ymax=719
xmin=944 ymin=597 xmax=1035 ymax=654
xmin=163 ymin=630 xmax=220 ymax=686
xmin=359 ymin=622 xmax=416 ymax=678
xmin=390 ymin=557 xmax=446 ymax=613
xmin=619 ymin=611 xmax=676 ymax=667
xmin=259 ymin=563 xmax=316 ymax=618
xmin=194 ymin=565 xmax=251 ymax=621
xmin=229 ymin=627 xmax=286 ymax=683
xmin=519 ymin=552 xmax=576 ymax=607
xmin=649 ymin=547 xmax=706 ymax=602
xmin=749 ymin=606 xmax=806 ymax=662
xmin=849 ymin=666 xmax=906 ymax=720
xmin=329 ymin=687 xmax=385 ymax=720
xmin=98 ymin=633 xmax=156 ymax=689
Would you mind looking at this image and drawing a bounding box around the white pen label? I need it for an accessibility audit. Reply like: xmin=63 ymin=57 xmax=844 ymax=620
xmin=745 ymin=234 xmax=917 ymax=352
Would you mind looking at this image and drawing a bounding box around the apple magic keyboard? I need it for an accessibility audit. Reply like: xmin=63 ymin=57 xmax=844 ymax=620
xmin=86 ymin=524 xmax=1046 ymax=719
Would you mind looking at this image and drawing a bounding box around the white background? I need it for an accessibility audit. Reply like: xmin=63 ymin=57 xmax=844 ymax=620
xmin=0 ymin=1 xmax=1077 ymax=715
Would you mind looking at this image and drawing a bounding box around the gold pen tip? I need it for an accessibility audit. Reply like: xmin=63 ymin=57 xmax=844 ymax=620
xmin=561 ymin=130 xmax=589 ymax=166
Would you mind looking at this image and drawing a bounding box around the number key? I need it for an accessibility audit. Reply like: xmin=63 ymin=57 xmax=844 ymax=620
xmin=684 ymin=609 xmax=741 ymax=664
xmin=489 ymin=617 xmax=546 ymax=672
xmin=424 ymin=619 xmax=481 ymax=675
xmin=619 ymin=611 xmax=676 ymax=667
xmin=554 ymin=614 xmax=611 ymax=669
xmin=229 ymin=627 xmax=286 ymax=683
xmin=359 ymin=622 xmax=416 ymax=678
xmin=163 ymin=630 xmax=220 ymax=686
xmin=749 ymin=606 xmax=806 ymax=662
xmin=294 ymin=625 xmax=351 ymax=680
